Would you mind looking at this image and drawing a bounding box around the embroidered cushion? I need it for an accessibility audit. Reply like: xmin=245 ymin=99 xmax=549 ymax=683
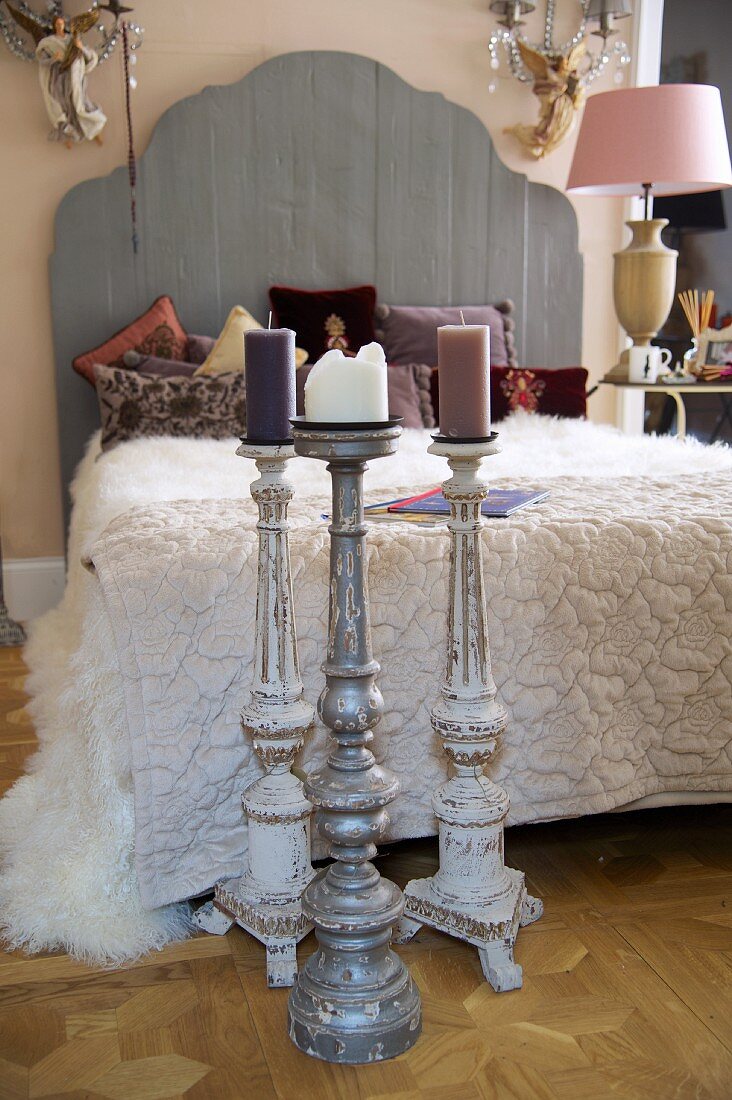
xmin=194 ymin=305 xmax=308 ymax=376
xmin=492 ymin=367 xmax=588 ymax=421
xmin=73 ymin=295 xmax=189 ymax=384
xmin=269 ymin=284 xmax=377 ymax=364
xmin=295 ymin=363 xmax=435 ymax=429
xmin=429 ymin=366 xmax=588 ymax=424
xmin=374 ymin=302 xmax=517 ymax=369
xmin=93 ymin=365 xmax=246 ymax=451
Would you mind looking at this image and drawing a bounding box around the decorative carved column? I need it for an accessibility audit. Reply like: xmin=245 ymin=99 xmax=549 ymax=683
xmin=395 ymin=437 xmax=542 ymax=992
xmin=194 ymin=442 xmax=315 ymax=988
xmin=287 ymin=423 xmax=422 ymax=1064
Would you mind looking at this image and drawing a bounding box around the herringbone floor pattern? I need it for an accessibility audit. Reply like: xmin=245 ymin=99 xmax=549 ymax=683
xmin=1 ymin=646 xmax=731 ymax=1099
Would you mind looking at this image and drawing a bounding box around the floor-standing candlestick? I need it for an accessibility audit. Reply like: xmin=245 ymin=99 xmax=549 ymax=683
xmin=288 ymin=423 xmax=422 ymax=1064
xmin=193 ymin=441 xmax=315 ymax=988
xmin=395 ymin=437 xmax=542 ymax=992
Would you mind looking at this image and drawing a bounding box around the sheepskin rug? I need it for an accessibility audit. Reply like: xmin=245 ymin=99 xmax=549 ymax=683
xmin=1 ymin=413 xmax=730 ymax=965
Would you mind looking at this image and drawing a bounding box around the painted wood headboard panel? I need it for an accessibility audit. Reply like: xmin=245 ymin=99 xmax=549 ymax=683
xmin=51 ymin=50 xmax=582 ymax=530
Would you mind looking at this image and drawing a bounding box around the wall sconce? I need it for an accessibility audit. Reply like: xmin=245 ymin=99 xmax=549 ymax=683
xmin=488 ymin=1 xmax=632 ymax=157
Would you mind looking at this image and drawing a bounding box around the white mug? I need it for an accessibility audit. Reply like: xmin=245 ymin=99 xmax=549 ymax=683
xmin=628 ymin=345 xmax=672 ymax=383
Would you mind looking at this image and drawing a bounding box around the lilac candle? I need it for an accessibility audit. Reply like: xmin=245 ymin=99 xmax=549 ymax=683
xmin=437 ymin=324 xmax=491 ymax=438
xmin=244 ymin=327 xmax=296 ymax=442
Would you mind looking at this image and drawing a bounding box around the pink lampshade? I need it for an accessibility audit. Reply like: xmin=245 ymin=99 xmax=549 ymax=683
xmin=567 ymin=84 xmax=732 ymax=197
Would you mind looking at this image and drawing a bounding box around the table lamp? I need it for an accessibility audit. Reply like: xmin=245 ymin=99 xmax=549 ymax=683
xmin=566 ymin=84 xmax=732 ymax=377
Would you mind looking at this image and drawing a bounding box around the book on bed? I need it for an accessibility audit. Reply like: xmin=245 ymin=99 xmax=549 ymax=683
xmin=382 ymin=487 xmax=550 ymax=518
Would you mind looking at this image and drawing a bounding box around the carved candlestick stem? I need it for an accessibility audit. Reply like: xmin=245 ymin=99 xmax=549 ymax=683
xmin=194 ymin=442 xmax=315 ymax=988
xmin=288 ymin=424 xmax=422 ymax=1064
xmin=396 ymin=437 xmax=543 ymax=991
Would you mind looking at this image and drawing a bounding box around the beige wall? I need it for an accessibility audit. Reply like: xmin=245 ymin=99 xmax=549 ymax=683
xmin=0 ymin=0 xmax=629 ymax=559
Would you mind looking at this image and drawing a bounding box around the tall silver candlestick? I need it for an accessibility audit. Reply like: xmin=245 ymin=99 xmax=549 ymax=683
xmin=194 ymin=441 xmax=315 ymax=988
xmin=395 ymin=436 xmax=543 ymax=991
xmin=288 ymin=422 xmax=422 ymax=1064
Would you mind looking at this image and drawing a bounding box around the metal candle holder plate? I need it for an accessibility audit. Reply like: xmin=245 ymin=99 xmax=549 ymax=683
xmin=193 ymin=440 xmax=315 ymax=987
xmin=395 ymin=436 xmax=543 ymax=990
xmin=287 ymin=423 xmax=422 ymax=1064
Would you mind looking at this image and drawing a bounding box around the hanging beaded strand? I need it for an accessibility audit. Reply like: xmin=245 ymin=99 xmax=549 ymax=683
xmin=121 ymin=20 xmax=139 ymax=253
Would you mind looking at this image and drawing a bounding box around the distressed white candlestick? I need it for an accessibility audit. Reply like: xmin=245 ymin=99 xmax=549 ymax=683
xmin=395 ymin=436 xmax=542 ymax=991
xmin=193 ymin=441 xmax=315 ymax=987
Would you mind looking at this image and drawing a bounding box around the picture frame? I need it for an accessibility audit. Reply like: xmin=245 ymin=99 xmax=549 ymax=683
xmin=697 ymin=323 xmax=732 ymax=367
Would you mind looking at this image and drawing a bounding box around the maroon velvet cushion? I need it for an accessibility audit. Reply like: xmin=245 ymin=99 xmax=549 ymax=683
xmin=296 ymin=363 xmax=434 ymax=429
xmin=73 ymin=295 xmax=189 ymax=385
xmin=269 ymin=284 xmax=377 ymax=363
xmin=491 ymin=367 xmax=588 ymax=420
xmin=374 ymin=302 xmax=517 ymax=369
xmin=431 ymin=366 xmax=588 ymax=424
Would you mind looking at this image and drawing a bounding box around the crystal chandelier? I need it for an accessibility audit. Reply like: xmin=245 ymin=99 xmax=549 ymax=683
xmin=487 ymin=0 xmax=632 ymax=95
xmin=0 ymin=0 xmax=143 ymax=64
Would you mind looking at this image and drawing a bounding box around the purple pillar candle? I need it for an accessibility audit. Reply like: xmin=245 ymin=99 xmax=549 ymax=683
xmin=244 ymin=328 xmax=296 ymax=442
xmin=437 ymin=325 xmax=491 ymax=438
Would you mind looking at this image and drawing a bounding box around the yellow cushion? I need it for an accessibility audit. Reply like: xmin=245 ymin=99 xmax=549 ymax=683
xmin=194 ymin=306 xmax=308 ymax=375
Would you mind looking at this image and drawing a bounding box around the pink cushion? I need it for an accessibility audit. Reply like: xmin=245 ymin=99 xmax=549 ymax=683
xmin=73 ymin=295 xmax=189 ymax=384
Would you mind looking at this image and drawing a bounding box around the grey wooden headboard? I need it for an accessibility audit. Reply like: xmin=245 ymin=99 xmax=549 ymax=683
xmin=51 ymin=49 xmax=582 ymax=533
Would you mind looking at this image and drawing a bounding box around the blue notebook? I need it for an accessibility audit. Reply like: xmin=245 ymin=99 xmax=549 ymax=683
xmin=387 ymin=488 xmax=549 ymax=518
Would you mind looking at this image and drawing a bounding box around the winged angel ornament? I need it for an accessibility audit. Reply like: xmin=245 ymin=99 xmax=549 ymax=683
xmin=508 ymin=38 xmax=586 ymax=159
xmin=4 ymin=3 xmax=106 ymax=145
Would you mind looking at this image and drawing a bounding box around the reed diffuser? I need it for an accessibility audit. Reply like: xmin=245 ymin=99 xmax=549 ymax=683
xmin=678 ymin=289 xmax=715 ymax=378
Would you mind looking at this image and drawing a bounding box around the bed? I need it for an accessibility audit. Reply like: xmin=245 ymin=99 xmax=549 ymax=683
xmin=1 ymin=52 xmax=730 ymax=965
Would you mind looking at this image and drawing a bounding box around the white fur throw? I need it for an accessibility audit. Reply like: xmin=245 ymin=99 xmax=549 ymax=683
xmin=1 ymin=413 xmax=731 ymax=964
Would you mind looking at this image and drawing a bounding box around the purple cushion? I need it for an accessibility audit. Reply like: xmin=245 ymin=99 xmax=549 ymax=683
xmin=121 ymin=351 xmax=198 ymax=378
xmin=296 ymin=363 xmax=435 ymax=429
xmin=374 ymin=302 xmax=517 ymax=369
xmin=186 ymin=333 xmax=216 ymax=365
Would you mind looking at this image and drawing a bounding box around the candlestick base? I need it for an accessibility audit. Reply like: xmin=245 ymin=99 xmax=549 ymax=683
xmin=393 ymin=436 xmax=542 ymax=992
xmin=397 ymin=869 xmax=541 ymax=991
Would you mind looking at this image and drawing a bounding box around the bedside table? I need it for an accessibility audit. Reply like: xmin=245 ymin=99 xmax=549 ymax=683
xmin=601 ymin=379 xmax=732 ymax=441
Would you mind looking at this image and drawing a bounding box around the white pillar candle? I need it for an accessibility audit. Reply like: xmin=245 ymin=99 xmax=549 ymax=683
xmin=304 ymin=342 xmax=389 ymax=423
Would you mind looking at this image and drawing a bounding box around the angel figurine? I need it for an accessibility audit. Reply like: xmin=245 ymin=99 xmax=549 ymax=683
xmin=5 ymin=4 xmax=106 ymax=146
xmin=507 ymin=39 xmax=586 ymax=159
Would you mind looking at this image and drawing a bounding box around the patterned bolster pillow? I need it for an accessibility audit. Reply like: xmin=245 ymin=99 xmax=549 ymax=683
xmin=93 ymin=365 xmax=246 ymax=452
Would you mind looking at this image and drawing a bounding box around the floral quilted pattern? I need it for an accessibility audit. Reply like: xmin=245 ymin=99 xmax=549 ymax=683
xmin=90 ymin=473 xmax=732 ymax=910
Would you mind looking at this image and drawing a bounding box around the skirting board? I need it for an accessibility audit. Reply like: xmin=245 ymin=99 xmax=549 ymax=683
xmin=4 ymin=557 xmax=65 ymax=623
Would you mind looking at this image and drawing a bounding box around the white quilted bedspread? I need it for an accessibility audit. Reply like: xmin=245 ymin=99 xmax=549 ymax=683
xmin=2 ymin=413 xmax=731 ymax=963
xmin=91 ymin=465 xmax=732 ymax=911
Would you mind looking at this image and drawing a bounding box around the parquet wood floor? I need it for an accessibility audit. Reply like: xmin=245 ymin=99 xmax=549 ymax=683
xmin=1 ymin=646 xmax=731 ymax=1099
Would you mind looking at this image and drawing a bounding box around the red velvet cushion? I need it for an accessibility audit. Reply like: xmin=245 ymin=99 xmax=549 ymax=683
xmin=73 ymin=295 xmax=189 ymax=384
xmin=431 ymin=366 xmax=588 ymax=424
xmin=492 ymin=367 xmax=588 ymax=420
xmin=269 ymin=284 xmax=377 ymax=364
